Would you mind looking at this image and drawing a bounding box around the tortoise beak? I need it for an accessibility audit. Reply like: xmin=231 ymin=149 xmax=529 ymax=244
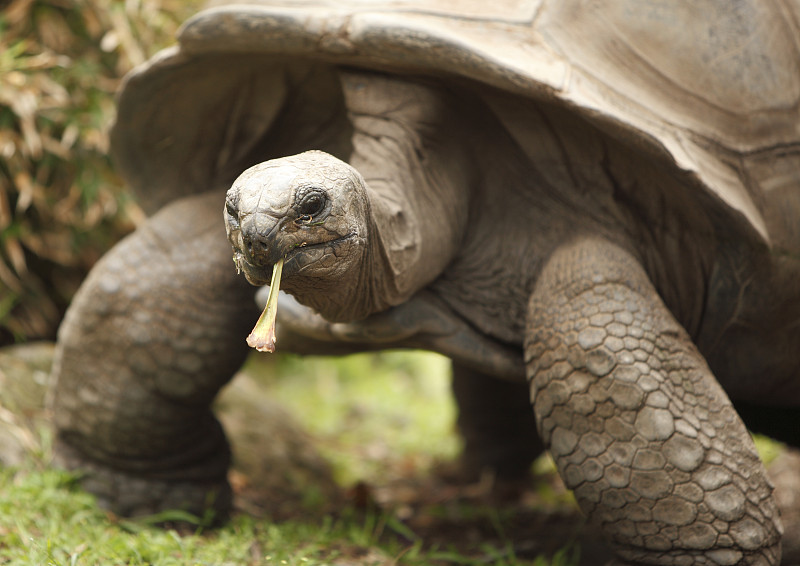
xmin=239 ymin=216 xmax=292 ymax=269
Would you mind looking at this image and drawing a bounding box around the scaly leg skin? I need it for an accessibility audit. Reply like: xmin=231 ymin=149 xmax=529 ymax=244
xmin=50 ymin=190 xmax=257 ymax=520
xmin=525 ymin=238 xmax=782 ymax=566
xmin=451 ymin=362 xmax=542 ymax=485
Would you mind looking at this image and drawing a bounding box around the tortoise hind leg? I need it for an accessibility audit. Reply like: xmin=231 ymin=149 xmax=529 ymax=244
xmin=451 ymin=362 xmax=543 ymax=485
xmin=50 ymin=190 xmax=256 ymax=519
xmin=525 ymin=237 xmax=782 ymax=566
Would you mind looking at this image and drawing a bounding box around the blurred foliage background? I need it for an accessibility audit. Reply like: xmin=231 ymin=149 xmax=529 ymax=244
xmin=0 ymin=0 xmax=201 ymax=344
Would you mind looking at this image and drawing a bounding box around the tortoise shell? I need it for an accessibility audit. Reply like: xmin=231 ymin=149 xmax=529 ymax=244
xmin=111 ymin=0 xmax=800 ymax=254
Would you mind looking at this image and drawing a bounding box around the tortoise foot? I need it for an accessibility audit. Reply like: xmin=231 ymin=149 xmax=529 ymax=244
xmin=54 ymin=439 xmax=232 ymax=523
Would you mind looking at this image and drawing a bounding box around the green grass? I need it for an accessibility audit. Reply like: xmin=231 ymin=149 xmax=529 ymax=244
xmin=1 ymin=347 xmax=785 ymax=566
xmin=0 ymin=464 xmax=403 ymax=565
xmin=0 ymin=350 xmax=578 ymax=566
xmin=753 ymin=433 xmax=785 ymax=467
xmin=255 ymin=351 xmax=459 ymax=486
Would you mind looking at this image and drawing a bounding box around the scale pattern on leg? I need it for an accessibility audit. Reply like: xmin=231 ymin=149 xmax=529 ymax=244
xmin=525 ymin=238 xmax=781 ymax=566
xmin=51 ymin=191 xmax=257 ymax=517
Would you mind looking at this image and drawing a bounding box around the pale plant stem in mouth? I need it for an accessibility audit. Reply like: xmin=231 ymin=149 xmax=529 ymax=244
xmin=246 ymin=256 xmax=285 ymax=352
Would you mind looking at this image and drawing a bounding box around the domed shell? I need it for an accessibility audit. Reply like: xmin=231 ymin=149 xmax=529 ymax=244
xmin=111 ymin=0 xmax=800 ymax=252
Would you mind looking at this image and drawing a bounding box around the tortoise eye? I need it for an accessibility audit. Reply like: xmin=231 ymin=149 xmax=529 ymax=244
xmin=297 ymin=191 xmax=327 ymax=219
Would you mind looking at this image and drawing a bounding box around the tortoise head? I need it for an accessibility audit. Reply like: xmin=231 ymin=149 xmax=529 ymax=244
xmin=225 ymin=150 xmax=371 ymax=311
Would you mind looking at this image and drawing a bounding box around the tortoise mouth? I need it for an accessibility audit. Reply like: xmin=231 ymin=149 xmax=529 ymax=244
xmin=236 ymin=232 xmax=357 ymax=285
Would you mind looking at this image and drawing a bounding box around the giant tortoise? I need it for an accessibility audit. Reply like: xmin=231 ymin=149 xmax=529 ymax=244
xmin=51 ymin=1 xmax=800 ymax=564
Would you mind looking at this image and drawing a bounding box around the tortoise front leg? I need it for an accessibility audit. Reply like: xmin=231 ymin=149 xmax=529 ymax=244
xmin=50 ymin=190 xmax=257 ymax=519
xmin=525 ymin=237 xmax=782 ymax=566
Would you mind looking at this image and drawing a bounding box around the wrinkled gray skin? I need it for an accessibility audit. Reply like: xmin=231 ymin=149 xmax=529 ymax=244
xmin=52 ymin=67 xmax=800 ymax=566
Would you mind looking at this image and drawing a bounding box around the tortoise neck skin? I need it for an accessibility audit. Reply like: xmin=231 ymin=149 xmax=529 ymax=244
xmin=335 ymin=70 xmax=475 ymax=319
xmin=225 ymin=71 xmax=475 ymax=322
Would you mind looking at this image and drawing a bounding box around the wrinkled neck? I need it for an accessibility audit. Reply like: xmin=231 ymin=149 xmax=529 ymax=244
xmin=317 ymin=152 xmax=470 ymax=322
xmin=337 ymin=73 xmax=474 ymax=320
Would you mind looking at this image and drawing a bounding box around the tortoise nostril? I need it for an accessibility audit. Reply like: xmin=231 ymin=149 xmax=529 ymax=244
xmin=243 ymin=232 xmax=270 ymax=259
